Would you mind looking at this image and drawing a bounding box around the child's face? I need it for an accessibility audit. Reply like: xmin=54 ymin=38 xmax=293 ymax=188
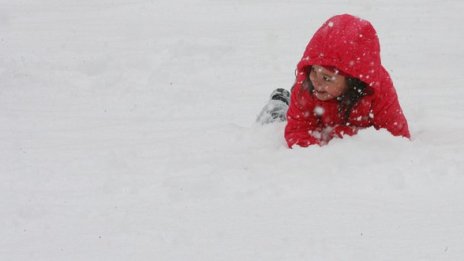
xmin=309 ymin=65 xmax=348 ymax=101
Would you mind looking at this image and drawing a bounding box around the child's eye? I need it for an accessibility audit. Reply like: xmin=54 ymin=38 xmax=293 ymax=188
xmin=323 ymin=75 xmax=332 ymax=82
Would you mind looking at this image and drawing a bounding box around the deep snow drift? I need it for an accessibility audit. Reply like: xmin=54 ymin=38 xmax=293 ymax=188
xmin=1 ymin=0 xmax=464 ymax=260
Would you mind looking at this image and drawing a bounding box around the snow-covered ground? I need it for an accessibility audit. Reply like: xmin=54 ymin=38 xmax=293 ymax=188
xmin=1 ymin=0 xmax=464 ymax=260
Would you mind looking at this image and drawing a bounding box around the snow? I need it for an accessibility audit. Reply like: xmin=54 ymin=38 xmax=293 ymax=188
xmin=314 ymin=106 xmax=324 ymax=116
xmin=1 ymin=0 xmax=464 ymax=260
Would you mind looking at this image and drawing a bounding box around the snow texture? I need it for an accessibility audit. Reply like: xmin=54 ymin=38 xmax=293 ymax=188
xmin=1 ymin=0 xmax=464 ymax=260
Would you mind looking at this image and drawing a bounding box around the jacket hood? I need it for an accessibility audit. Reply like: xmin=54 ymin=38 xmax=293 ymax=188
xmin=296 ymin=14 xmax=383 ymax=88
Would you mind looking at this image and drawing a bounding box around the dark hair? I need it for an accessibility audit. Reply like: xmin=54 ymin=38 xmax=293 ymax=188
xmin=338 ymin=77 xmax=369 ymax=121
xmin=301 ymin=72 xmax=369 ymax=122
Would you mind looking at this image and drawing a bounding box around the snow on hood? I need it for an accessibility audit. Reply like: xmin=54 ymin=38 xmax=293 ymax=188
xmin=296 ymin=14 xmax=383 ymax=88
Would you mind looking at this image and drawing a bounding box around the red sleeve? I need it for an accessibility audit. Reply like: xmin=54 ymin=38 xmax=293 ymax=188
xmin=330 ymin=125 xmax=358 ymax=138
xmin=284 ymin=86 xmax=320 ymax=148
xmin=371 ymin=68 xmax=411 ymax=138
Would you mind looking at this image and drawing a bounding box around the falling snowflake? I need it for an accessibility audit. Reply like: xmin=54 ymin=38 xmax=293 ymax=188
xmin=314 ymin=106 xmax=325 ymax=116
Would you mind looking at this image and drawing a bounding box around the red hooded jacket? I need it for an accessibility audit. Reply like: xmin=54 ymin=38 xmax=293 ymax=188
xmin=285 ymin=14 xmax=410 ymax=147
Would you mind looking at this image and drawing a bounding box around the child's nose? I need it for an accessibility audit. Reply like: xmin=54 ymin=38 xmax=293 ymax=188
xmin=312 ymin=78 xmax=325 ymax=90
xmin=310 ymin=74 xmax=321 ymax=86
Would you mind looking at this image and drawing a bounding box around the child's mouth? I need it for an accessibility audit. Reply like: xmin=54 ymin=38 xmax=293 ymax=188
xmin=313 ymin=90 xmax=333 ymax=100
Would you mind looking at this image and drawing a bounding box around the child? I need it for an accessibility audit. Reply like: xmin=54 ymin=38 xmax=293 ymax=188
xmin=257 ymin=14 xmax=410 ymax=148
